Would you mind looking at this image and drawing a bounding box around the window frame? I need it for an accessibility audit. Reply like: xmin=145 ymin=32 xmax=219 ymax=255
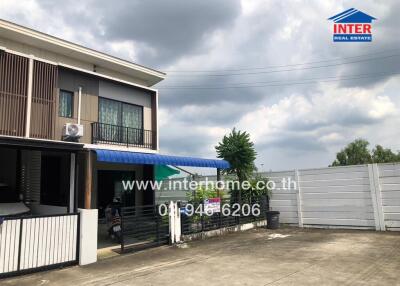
xmin=58 ymin=89 xmax=74 ymax=118
xmin=98 ymin=97 xmax=144 ymax=130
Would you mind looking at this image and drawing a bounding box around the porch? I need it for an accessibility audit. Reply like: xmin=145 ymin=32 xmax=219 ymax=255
xmin=88 ymin=149 xmax=230 ymax=253
xmin=0 ymin=136 xmax=83 ymax=277
xmin=0 ymin=136 xmax=83 ymax=217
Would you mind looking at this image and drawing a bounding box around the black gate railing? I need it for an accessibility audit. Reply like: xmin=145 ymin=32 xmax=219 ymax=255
xmin=0 ymin=213 xmax=79 ymax=278
xmin=120 ymin=205 xmax=169 ymax=253
xmin=91 ymin=122 xmax=155 ymax=150
xmin=180 ymin=196 xmax=268 ymax=235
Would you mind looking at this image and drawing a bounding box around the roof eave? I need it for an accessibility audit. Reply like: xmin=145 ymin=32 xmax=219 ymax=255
xmin=0 ymin=19 xmax=166 ymax=86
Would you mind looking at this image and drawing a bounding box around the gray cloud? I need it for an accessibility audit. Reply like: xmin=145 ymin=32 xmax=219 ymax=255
xmin=258 ymin=134 xmax=328 ymax=153
xmin=99 ymin=0 xmax=241 ymax=67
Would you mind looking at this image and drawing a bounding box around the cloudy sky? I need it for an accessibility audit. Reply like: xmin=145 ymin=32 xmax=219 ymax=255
xmin=1 ymin=0 xmax=400 ymax=172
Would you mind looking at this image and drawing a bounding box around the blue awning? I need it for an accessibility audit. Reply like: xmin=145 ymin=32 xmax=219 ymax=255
xmin=95 ymin=149 xmax=230 ymax=169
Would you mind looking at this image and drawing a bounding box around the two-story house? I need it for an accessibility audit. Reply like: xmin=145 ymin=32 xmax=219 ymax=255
xmin=0 ymin=19 xmax=230 ymax=254
xmin=0 ymin=18 xmax=167 ymax=219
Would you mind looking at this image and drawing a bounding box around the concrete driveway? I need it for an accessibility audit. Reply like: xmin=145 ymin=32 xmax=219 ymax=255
xmin=3 ymin=227 xmax=400 ymax=286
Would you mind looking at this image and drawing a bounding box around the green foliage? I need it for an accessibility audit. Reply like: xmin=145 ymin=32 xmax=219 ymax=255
xmin=223 ymin=173 xmax=271 ymax=203
xmin=186 ymin=184 xmax=223 ymax=204
xmin=185 ymin=184 xmax=224 ymax=223
xmin=241 ymin=174 xmax=272 ymax=203
xmin=215 ymin=128 xmax=257 ymax=183
xmin=331 ymin=139 xmax=400 ymax=166
xmin=331 ymin=139 xmax=372 ymax=166
xmin=372 ymin=145 xmax=400 ymax=163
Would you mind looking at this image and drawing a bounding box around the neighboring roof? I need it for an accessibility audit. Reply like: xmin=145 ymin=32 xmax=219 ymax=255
xmin=0 ymin=19 xmax=166 ymax=86
xmin=328 ymin=8 xmax=376 ymax=23
xmin=155 ymin=165 xmax=180 ymax=181
xmin=95 ymin=149 xmax=231 ymax=169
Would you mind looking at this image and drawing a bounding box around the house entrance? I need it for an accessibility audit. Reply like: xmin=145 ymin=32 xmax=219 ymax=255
xmin=97 ymin=170 xmax=135 ymax=249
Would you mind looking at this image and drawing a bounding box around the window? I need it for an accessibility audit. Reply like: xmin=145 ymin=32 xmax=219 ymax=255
xmin=98 ymin=97 xmax=143 ymax=144
xmin=59 ymin=90 xmax=73 ymax=118
xmin=99 ymin=97 xmax=143 ymax=129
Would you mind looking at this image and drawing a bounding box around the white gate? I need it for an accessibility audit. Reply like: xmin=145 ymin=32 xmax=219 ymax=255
xmin=0 ymin=213 xmax=79 ymax=277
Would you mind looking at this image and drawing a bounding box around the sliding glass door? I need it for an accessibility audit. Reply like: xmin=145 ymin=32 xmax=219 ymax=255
xmin=98 ymin=97 xmax=143 ymax=144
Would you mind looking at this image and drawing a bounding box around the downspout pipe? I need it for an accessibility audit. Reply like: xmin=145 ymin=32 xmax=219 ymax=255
xmin=78 ymin=86 xmax=82 ymax=125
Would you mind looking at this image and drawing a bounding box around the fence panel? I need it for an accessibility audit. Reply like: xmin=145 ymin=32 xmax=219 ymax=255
xmin=0 ymin=213 xmax=79 ymax=278
xmin=300 ymin=165 xmax=374 ymax=228
xmin=120 ymin=205 xmax=169 ymax=253
xmin=378 ymin=163 xmax=400 ymax=231
xmin=180 ymin=196 xmax=268 ymax=236
xmin=262 ymin=170 xmax=299 ymax=225
xmin=0 ymin=219 xmax=21 ymax=274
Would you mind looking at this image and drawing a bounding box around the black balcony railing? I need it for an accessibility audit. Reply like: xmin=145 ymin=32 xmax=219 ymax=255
xmin=91 ymin=122 xmax=155 ymax=149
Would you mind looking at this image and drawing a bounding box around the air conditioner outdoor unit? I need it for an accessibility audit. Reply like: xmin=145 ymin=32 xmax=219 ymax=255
xmin=62 ymin=123 xmax=83 ymax=141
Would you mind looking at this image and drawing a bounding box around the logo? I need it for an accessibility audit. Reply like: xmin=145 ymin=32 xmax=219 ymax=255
xmin=328 ymin=8 xmax=376 ymax=42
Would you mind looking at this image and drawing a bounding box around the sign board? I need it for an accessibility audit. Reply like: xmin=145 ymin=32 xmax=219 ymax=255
xmin=204 ymin=198 xmax=221 ymax=214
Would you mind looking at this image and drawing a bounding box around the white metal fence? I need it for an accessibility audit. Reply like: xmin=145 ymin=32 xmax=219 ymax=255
xmin=0 ymin=213 xmax=79 ymax=277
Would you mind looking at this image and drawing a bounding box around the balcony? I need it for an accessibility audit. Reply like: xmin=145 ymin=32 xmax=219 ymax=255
xmin=91 ymin=122 xmax=155 ymax=150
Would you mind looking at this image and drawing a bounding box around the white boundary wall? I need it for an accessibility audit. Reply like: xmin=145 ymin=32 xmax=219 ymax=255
xmin=156 ymin=163 xmax=400 ymax=231
xmin=263 ymin=163 xmax=400 ymax=231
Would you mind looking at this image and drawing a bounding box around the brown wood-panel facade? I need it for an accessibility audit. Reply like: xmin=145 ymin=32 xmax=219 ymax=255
xmin=0 ymin=52 xmax=157 ymax=149
xmin=30 ymin=61 xmax=58 ymax=139
xmin=0 ymin=52 xmax=29 ymax=137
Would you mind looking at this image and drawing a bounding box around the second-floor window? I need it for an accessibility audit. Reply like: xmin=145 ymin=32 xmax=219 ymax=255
xmin=99 ymin=97 xmax=143 ymax=129
xmin=59 ymin=90 xmax=73 ymax=118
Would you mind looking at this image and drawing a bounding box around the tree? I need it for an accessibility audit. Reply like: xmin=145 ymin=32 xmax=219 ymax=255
xmin=331 ymin=139 xmax=372 ymax=166
xmin=331 ymin=139 xmax=400 ymax=166
xmin=215 ymin=128 xmax=257 ymax=183
xmin=372 ymin=145 xmax=400 ymax=163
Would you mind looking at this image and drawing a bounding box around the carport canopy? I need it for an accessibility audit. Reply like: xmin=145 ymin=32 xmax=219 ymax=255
xmin=94 ymin=149 xmax=230 ymax=169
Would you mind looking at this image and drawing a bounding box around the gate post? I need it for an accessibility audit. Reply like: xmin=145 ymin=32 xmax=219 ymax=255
xmin=169 ymin=201 xmax=175 ymax=244
xmin=78 ymin=209 xmax=98 ymax=265
xmin=174 ymin=202 xmax=181 ymax=243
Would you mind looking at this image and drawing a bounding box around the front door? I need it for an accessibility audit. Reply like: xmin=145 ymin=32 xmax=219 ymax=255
xmin=98 ymin=170 xmax=135 ymax=218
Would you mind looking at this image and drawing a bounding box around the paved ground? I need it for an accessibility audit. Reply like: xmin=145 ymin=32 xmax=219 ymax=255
xmin=3 ymin=227 xmax=400 ymax=286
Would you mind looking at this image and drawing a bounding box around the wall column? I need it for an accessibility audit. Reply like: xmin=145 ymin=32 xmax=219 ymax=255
xmin=295 ymin=169 xmax=304 ymax=227
xmin=368 ymin=164 xmax=385 ymax=231
xmin=84 ymin=151 xmax=93 ymax=209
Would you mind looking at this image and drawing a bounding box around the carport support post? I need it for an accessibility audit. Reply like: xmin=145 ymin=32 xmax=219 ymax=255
xmin=69 ymin=153 xmax=76 ymax=213
xmin=84 ymin=151 xmax=93 ymax=209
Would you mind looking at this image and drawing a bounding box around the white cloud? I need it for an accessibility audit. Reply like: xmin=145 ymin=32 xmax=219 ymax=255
xmin=237 ymin=82 xmax=398 ymax=150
